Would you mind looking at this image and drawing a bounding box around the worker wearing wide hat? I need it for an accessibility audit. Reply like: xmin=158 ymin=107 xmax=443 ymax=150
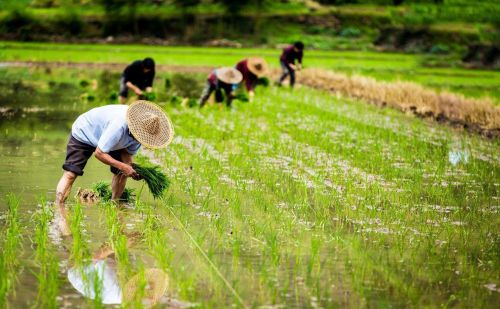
xmin=54 ymin=100 xmax=174 ymax=236
xmin=235 ymin=57 xmax=268 ymax=102
xmin=199 ymin=67 xmax=243 ymax=108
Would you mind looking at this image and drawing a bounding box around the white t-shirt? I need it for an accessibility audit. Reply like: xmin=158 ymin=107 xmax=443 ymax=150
xmin=71 ymin=105 xmax=141 ymax=154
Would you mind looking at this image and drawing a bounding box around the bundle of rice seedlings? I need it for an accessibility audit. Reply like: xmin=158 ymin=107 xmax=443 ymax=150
xmin=91 ymin=181 xmax=135 ymax=202
xmin=93 ymin=181 xmax=112 ymax=201
xmin=132 ymin=163 xmax=170 ymax=199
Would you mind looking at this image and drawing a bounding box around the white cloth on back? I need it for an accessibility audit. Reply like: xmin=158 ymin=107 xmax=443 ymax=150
xmin=71 ymin=105 xmax=141 ymax=154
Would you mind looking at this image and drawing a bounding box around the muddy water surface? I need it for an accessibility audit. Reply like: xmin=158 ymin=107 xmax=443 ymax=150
xmin=0 ymin=74 xmax=152 ymax=307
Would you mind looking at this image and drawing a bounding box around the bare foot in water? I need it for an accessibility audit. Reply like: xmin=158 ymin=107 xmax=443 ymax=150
xmin=54 ymin=204 xmax=72 ymax=237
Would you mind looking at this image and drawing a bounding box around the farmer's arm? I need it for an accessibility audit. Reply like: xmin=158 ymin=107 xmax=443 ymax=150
xmin=145 ymin=70 xmax=155 ymax=92
xmin=247 ymin=78 xmax=256 ymax=101
xmin=126 ymin=81 xmax=143 ymax=95
xmin=95 ymin=148 xmax=139 ymax=178
xmin=297 ymin=51 xmax=303 ymax=70
xmin=96 ymin=124 xmax=139 ymax=178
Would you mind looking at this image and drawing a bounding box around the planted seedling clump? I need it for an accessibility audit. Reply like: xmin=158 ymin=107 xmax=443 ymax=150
xmin=139 ymin=92 xmax=157 ymax=101
xmin=81 ymin=181 xmax=135 ymax=202
xmin=132 ymin=163 xmax=170 ymax=199
xmin=257 ymin=77 xmax=270 ymax=87
xmin=234 ymin=93 xmax=249 ymax=102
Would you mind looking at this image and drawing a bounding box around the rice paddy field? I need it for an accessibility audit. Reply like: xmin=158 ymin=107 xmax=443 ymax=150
xmin=0 ymin=44 xmax=499 ymax=308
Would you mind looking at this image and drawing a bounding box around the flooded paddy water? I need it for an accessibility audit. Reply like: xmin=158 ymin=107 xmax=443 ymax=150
xmin=0 ymin=66 xmax=499 ymax=307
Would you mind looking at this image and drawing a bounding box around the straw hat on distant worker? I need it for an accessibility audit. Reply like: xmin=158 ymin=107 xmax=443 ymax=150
xmin=215 ymin=67 xmax=243 ymax=84
xmin=247 ymin=57 xmax=268 ymax=77
xmin=127 ymin=100 xmax=174 ymax=149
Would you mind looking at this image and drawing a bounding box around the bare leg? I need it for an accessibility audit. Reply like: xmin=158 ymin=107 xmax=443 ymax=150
xmin=199 ymin=82 xmax=214 ymax=108
xmin=55 ymin=171 xmax=77 ymax=236
xmin=111 ymin=173 xmax=127 ymax=201
xmin=112 ymin=150 xmax=132 ymax=201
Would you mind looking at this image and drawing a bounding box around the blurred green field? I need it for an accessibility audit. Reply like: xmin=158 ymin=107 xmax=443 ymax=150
xmin=1 ymin=41 xmax=499 ymax=102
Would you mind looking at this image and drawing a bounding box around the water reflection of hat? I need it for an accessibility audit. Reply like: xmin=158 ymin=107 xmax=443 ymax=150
xmin=68 ymin=262 xmax=169 ymax=307
xmin=68 ymin=260 xmax=122 ymax=304
xmin=123 ymin=268 xmax=169 ymax=306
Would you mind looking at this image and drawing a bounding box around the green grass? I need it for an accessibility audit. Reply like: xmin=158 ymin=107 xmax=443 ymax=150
xmin=142 ymin=85 xmax=498 ymax=307
xmin=34 ymin=198 xmax=60 ymax=308
xmin=0 ymin=47 xmax=498 ymax=307
xmin=1 ymin=42 xmax=498 ymax=101
xmin=0 ymin=194 xmax=22 ymax=305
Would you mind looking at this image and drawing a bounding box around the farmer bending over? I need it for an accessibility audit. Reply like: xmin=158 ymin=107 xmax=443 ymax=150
xmin=54 ymin=101 xmax=173 ymax=236
xmin=235 ymin=57 xmax=268 ymax=102
xmin=199 ymin=67 xmax=243 ymax=108
xmin=119 ymin=58 xmax=155 ymax=103
xmin=277 ymin=41 xmax=304 ymax=88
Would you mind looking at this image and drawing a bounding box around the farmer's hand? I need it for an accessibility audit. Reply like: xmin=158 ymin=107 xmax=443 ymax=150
xmin=134 ymin=88 xmax=143 ymax=96
xmin=289 ymin=63 xmax=297 ymax=71
xmin=249 ymin=91 xmax=255 ymax=102
xmin=121 ymin=164 xmax=140 ymax=179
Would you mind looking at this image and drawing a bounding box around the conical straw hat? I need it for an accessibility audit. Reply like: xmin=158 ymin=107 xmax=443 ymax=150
xmin=215 ymin=67 xmax=243 ymax=84
xmin=122 ymin=268 xmax=169 ymax=307
xmin=127 ymin=100 xmax=174 ymax=149
xmin=247 ymin=57 xmax=268 ymax=77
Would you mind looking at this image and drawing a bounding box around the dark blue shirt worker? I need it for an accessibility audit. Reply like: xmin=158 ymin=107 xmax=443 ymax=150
xmin=119 ymin=58 xmax=155 ymax=103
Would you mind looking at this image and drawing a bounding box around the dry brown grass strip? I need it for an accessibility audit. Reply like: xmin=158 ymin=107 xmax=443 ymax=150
xmin=294 ymin=68 xmax=500 ymax=136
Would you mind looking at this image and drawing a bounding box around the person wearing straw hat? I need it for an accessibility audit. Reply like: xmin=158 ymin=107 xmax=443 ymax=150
xmin=199 ymin=67 xmax=243 ymax=108
xmin=119 ymin=58 xmax=156 ymax=103
xmin=54 ymin=100 xmax=174 ymax=236
xmin=235 ymin=57 xmax=268 ymax=102
xmin=277 ymin=41 xmax=304 ymax=88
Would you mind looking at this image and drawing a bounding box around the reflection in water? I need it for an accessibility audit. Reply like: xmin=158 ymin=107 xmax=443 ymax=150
xmin=67 ymin=259 xmax=170 ymax=306
xmin=448 ymin=150 xmax=470 ymax=166
xmin=68 ymin=259 xmax=122 ymax=304
xmin=50 ymin=207 xmax=169 ymax=307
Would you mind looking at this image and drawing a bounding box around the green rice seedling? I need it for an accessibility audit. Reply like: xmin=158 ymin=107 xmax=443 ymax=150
xmin=132 ymin=163 xmax=170 ymax=199
xmin=109 ymin=91 xmax=118 ymax=102
xmin=187 ymin=98 xmax=198 ymax=108
xmin=91 ymin=266 xmax=104 ymax=309
xmin=0 ymin=193 xmax=22 ymax=305
xmin=139 ymin=92 xmax=157 ymax=101
xmin=170 ymin=95 xmax=183 ymax=105
xmin=233 ymin=93 xmax=249 ymax=102
xmin=69 ymin=202 xmax=90 ymax=266
xmin=103 ymin=203 xmax=132 ymax=279
xmin=79 ymin=79 xmax=90 ymax=87
xmin=92 ymin=181 xmax=112 ymax=201
xmin=257 ymin=77 xmax=270 ymax=87
xmin=34 ymin=198 xmax=60 ymax=309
